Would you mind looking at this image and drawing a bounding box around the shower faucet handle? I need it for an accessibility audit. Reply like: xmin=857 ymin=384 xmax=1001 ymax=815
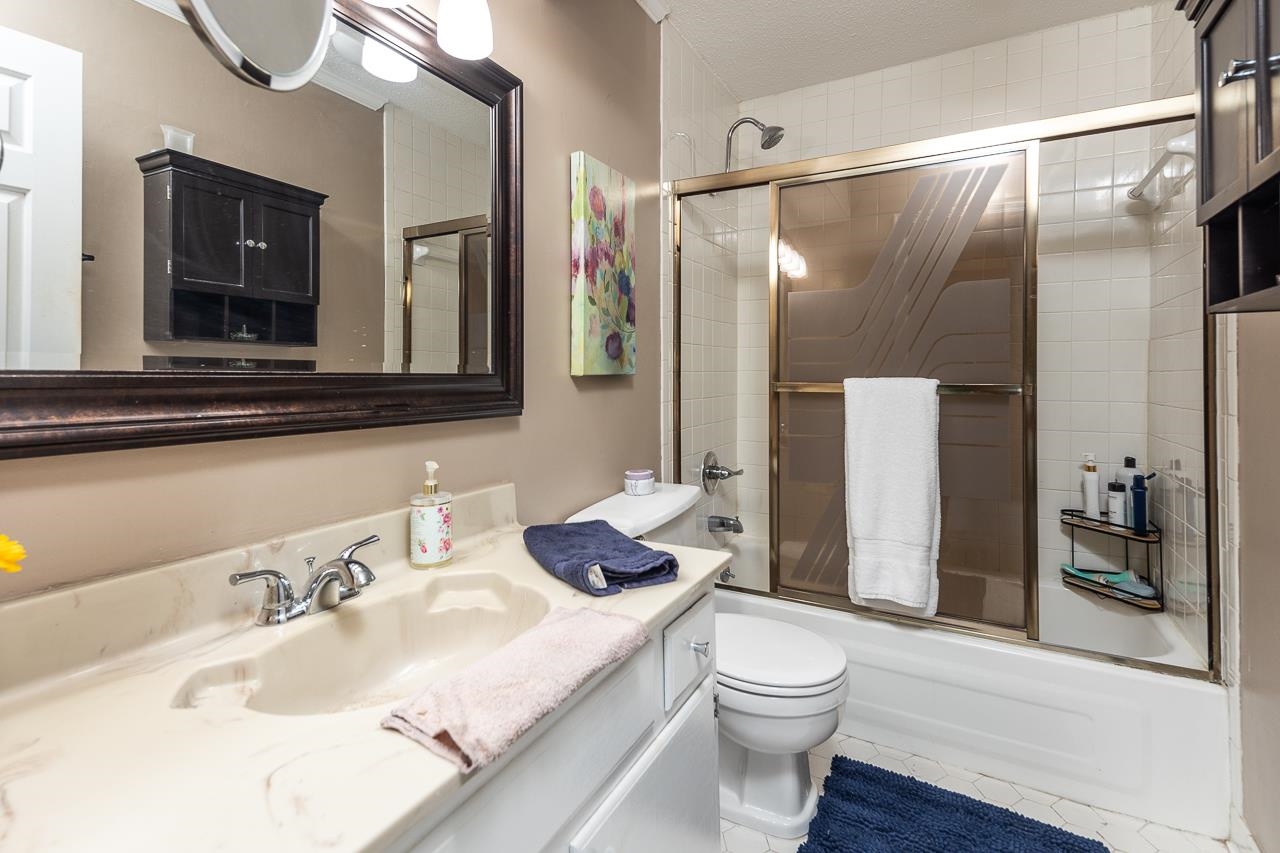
xmin=701 ymin=451 xmax=744 ymax=494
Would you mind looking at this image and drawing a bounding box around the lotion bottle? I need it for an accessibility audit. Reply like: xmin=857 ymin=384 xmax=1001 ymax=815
xmin=1107 ymin=481 xmax=1127 ymax=527
xmin=1081 ymin=453 xmax=1101 ymax=520
xmin=409 ymin=461 xmax=453 ymax=568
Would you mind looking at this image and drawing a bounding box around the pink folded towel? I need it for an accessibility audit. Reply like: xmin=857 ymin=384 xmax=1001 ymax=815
xmin=381 ymin=607 xmax=649 ymax=772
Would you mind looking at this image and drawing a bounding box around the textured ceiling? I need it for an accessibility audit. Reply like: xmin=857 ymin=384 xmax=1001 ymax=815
xmin=663 ymin=0 xmax=1152 ymax=100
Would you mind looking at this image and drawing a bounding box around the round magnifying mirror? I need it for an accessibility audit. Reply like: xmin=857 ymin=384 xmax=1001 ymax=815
xmin=178 ymin=0 xmax=335 ymax=92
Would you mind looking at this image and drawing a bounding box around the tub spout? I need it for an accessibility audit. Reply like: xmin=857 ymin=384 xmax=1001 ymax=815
xmin=709 ymin=515 xmax=744 ymax=534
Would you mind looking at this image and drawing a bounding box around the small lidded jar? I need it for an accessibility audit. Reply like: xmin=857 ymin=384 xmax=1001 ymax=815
xmin=624 ymin=468 xmax=656 ymax=496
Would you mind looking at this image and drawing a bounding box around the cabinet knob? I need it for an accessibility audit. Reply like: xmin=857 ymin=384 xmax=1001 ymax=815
xmin=689 ymin=640 xmax=711 ymax=657
xmin=1219 ymin=58 xmax=1257 ymax=88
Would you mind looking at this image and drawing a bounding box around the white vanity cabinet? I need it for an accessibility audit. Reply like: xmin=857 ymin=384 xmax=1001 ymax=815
xmin=568 ymin=678 xmax=719 ymax=853
xmin=398 ymin=594 xmax=719 ymax=853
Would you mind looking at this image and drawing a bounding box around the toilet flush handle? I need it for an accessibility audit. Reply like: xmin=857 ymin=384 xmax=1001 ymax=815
xmin=690 ymin=639 xmax=711 ymax=657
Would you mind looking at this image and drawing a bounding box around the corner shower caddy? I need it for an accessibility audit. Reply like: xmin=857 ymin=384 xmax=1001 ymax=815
xmin=1059 ymin=509 xmax=1163 ymax=612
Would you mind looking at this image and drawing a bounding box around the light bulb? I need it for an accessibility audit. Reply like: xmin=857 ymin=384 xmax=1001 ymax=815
xmin=437 ymin=0 xmax=494 ymax=60
xmin=361 ymin=36 xmax=417 ymax=83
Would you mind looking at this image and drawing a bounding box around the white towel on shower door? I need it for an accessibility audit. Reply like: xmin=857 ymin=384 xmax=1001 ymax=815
xmin=844 ymin=377 xmax=941 ymax=615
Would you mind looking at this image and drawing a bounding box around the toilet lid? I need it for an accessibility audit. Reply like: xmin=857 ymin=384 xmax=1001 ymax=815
xmin=715 ymin=613 xmax=847 ymax=690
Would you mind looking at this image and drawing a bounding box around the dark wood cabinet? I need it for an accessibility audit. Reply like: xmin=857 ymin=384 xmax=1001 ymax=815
xmin=1184 ymin=0 xmax=1280 ymax=311
xmin=1197 ymin=0 xmax=1253 ymax=220
xmin=137 ymin=150 xmax=327 ymax=344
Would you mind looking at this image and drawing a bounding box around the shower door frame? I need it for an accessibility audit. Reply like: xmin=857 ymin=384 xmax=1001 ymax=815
xmin=669 ymin=94 xmax=1220 ymax=682
xmin=768 ymin=141 xmax=1040 ymax=639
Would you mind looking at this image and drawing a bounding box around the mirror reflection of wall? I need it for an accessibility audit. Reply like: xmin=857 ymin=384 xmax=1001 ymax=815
xmin=0 ymin=0 xmax=492 ymax=374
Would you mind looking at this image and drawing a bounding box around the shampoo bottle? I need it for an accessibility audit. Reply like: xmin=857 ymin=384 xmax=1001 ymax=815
xmin=1131 ymin=473 xmax=1149 ymax=535
xmin=410 ymin=461 xmax=453 ymax=568
xmin=1082 ymin=453 xmax=1101 ymax=520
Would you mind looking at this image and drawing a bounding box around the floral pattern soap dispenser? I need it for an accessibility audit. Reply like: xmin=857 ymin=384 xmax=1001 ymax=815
xmin=410 ymin=460 xmax=453 ymax=568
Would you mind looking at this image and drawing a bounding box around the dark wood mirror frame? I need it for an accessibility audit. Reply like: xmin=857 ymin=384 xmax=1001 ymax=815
xmin=0 ymin=1 xmax=522 ymax=460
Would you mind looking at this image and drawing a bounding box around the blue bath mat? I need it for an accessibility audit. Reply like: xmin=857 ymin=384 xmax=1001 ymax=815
xmin=800 ymin=756 xmax=1106 ymax=853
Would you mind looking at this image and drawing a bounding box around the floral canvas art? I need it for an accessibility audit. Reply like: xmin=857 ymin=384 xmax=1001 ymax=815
xmin=571 ymin=152 xmax=637 ymax=375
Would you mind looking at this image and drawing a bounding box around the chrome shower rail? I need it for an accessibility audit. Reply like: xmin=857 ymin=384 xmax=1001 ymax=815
xmin=773 ymin=381 xmax=1025 ymax=395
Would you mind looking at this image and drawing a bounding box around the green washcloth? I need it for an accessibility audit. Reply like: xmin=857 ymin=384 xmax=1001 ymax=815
xmin=1060 ymin=563 xmax=1157 ymax=599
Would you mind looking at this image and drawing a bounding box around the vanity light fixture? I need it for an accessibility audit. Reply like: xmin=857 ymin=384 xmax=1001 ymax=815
xmin=361 ymin=35 xmax=418 ymax=83
xmin=437 ymin=0 xmax=494 ymax=61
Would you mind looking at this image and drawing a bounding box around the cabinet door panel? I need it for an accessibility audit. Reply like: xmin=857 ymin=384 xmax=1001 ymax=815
xmin=1255 ymin=0 xmax=1280 ymax=183
xmin=1198 ymin=0 xmax=1254 ymax=222
xmin=173 ymin=174 xmax=251 ymax=295
xmin=254 ymin=195 xmax=318 ymax=303
xmin=569 ymin=678 xmax=719 ymax=853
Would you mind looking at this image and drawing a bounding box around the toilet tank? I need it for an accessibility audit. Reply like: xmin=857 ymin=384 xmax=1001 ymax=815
xmin=566 ymin=483 xmax=701 ymax=546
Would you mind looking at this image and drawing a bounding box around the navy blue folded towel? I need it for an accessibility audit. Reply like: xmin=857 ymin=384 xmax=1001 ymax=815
xmin=522 ymin=520 xmax=679 ymax=596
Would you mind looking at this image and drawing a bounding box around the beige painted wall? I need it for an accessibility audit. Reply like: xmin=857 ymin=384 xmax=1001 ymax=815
xmin=0 ymin=0 xmax=386 ymax=371
xmin=0 ymin=0 xmax=661 ymax=600
xmin=1237 ymin=313 xmax=1280 ymax=853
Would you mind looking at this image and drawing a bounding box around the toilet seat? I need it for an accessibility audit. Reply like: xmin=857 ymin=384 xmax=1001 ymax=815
xmin=716 ymin=670 xmax=848 ymax=699
xmin=716 ymin=613 xmax=847 ymax=691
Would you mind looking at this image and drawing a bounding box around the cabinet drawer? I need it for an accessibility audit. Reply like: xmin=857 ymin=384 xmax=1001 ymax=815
xmin=569 ymin=677 xmax=719 ymax=853
xmin=662 ymin=594 xmax=714 ymax=711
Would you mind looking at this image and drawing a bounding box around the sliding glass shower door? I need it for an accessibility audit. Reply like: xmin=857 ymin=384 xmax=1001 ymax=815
xmin=772 ymin=146 xmax=1035 ymax=632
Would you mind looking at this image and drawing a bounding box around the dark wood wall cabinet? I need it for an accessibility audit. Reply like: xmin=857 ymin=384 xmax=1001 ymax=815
xmin=137 ymin=150 xmax=327 ymax=345
xmin=1182 ymin=0 xmax=1280 ymax=311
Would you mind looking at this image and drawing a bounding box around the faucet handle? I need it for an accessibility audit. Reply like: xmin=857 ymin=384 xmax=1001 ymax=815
xmin=229 ymin=569 xmax=295 ymax=609
xmin=338 ymin=535 xmax=380 ymax=588
xmin=339 ymin=534 xmax=380 ymax=560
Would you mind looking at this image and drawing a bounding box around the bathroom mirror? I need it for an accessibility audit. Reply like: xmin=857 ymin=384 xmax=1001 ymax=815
xmin=0 ymin=0 xmax=522 ymax=457
xmin=178 ymin=0 xmax=334 ymax=91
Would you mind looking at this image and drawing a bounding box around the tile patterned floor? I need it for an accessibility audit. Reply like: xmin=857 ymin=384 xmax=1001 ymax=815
xmin=719 ymin=734 xmax=1227 ymax=853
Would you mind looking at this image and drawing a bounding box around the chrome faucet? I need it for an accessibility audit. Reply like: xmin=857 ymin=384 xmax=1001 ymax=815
xmin=230 ymin=534 xmax=380 ymax=626
xmin=708 ymin=515 xmax=744 ymax=534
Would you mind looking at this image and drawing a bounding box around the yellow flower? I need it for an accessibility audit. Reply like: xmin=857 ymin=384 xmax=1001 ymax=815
xmin=0 ymin=535 xmax=26 ymax=574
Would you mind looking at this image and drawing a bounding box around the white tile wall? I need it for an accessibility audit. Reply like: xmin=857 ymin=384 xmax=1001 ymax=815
xmin=1036 ymin=127 xmax=1158 ymax=584
xmin=734 ymin=7 xmax=1158 ymax=170
xmin=661 ymin=25 xmax=742 ymax=548
xmin=382 ymin=105 xmax=490 ymax=372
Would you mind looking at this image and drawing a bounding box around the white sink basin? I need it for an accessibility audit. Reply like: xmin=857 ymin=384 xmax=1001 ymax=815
xmin=172 ymin=571 xmax=550 ymax=715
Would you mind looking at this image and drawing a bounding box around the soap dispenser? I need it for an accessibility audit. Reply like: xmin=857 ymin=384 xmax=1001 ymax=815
xmin=410 ymin=460 xmax=453 ymax=568
xmin=1081 ymin=453 xmax=1101 ymax=521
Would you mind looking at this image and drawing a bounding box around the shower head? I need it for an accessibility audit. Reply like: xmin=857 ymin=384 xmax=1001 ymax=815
xmin=725 ymin=116 xmax=786 ymax=171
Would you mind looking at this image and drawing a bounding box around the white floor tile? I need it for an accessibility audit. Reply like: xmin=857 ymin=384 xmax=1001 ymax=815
xmin=723 ymin=824 xmax=770 ymax=853
xmin=1012 ymin=783 xmax=1059 ymax=805
xmin=765 ymin=834 xmax=806 ymax=853
xmin=1009 ymin=798 xmax=1066 ymax=827
xmin=974 ymin=776 xmax=1022 ymax=806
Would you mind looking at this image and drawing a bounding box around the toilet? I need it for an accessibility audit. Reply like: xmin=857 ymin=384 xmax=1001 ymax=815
xmin=715 ymin=613 xmax=848 ymax=837
xmin=569 ymin=483 xmax=850 ymax=838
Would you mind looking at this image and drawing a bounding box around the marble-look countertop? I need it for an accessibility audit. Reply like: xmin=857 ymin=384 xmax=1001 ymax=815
xmin=0 ymin=501 xmax=727 ymax=851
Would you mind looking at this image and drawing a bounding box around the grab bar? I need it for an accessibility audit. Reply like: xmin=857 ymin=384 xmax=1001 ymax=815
xmin=773 ymin=381 xmax=1025 ymax=396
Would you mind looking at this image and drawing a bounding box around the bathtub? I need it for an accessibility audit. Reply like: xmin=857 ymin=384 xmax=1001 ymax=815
xmin=1037 ymin=578 xmax=1205 ymax=669
xmin=716 ymin=587 xmax=1230 ymax=837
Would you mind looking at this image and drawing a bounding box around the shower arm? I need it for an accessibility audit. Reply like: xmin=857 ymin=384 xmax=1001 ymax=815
xmin=725 ymin=117 xmax=767 ymax=172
